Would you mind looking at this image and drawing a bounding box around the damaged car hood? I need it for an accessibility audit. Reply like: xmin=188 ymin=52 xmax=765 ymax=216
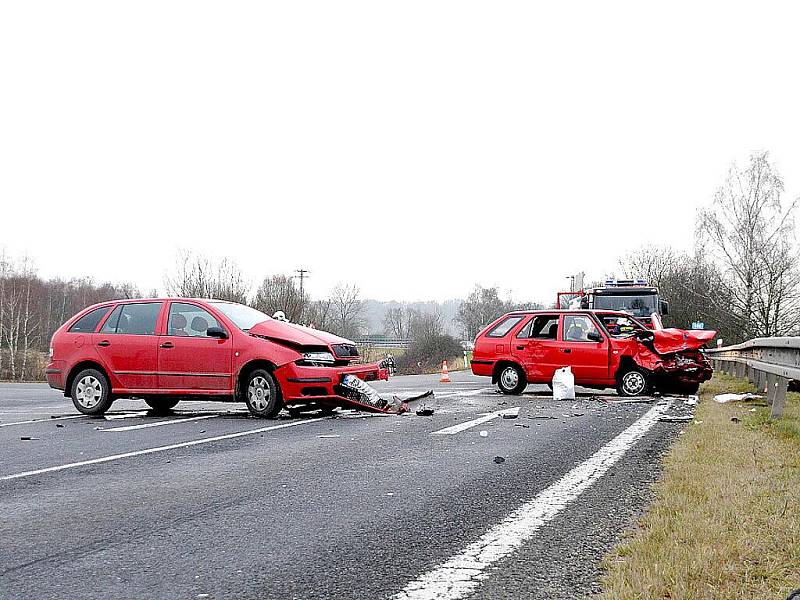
xmin=650 ymin=328 xmax=716 ymax=354
xmin=249 ymin=320 xmax=354 ymax=347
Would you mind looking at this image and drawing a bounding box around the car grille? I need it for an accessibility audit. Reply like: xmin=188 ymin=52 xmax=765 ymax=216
xmin=332 ymin=344 xmax=359 ymax=359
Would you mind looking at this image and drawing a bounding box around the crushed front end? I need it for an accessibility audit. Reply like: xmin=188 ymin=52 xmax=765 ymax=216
xmin=630 ymin=328 xmax=716 ymax=393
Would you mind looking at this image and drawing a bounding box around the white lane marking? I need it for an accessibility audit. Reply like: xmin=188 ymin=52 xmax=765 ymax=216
xmin=430 ymin=408 xmax=519 ymax=435
xmin=0 ymin=414 xmax=85 ymax=428
xmin=434 ymin=389 xmax=489 ymax=399
xmin=104 ymin=411 xmax=150 ymax=420
xmin=0 ymin=418 xmax=327 ymax=482
xmin=100 ymin=415 xmax=217 ymax=432
xmin=393 ymin=402 xmax=670 ymax=600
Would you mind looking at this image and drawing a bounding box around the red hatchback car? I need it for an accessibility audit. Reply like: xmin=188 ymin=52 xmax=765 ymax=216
xmin=471 ymin=309 xmax=715 ymax=396
xmin=47 ymin=299 xmax=391 ymax=417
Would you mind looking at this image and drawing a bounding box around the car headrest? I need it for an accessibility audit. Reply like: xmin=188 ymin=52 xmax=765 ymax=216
xmin=191 ymin=316 xmax=209 ymax=333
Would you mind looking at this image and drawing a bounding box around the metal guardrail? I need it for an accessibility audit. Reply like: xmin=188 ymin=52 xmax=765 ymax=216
xmin=355 ymin=339 xmax=411 ymax=349
xmin=706 ymin=337 xmax=800 ymax=419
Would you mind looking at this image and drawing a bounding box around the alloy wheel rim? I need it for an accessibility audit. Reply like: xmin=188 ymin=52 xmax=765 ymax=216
xmin=248 ymin=376 xmax=270 ymax=411
xmin=623 ymin=372 xmax=645 ymax=395
xmin=501 ymin=367 xmax=519 ymax=389
xmin=76 ymin=376 xmax=102 ymax=408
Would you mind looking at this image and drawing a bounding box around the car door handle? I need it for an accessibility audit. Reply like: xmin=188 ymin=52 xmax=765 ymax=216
xmin=160 ymin=342 xmax=174 ymax=349
xmin=516 ymin=345 xmax=525 ymax=350
xmin=561 ymin=348 xmax=572 ymax=353
xmin=97 ymin=340 xmax=111 ymax=347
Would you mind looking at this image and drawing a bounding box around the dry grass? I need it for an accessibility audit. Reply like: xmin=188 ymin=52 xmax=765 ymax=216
xmin=598 ymin=372 xmax=800 ymax=599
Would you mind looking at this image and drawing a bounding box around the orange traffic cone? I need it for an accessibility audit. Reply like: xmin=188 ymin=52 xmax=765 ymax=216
xmin=440 ymin=360 xmax=451 ymax=383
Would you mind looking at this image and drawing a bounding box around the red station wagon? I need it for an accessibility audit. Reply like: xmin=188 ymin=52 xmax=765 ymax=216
xmin=471 ymin=309 xmax=715 ymax=397
xmin=46 ymin=299 xmax=391 ymax=417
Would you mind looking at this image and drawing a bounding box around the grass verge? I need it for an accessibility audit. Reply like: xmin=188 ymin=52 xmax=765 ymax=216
xmin=598 ymin=372 xmax=800 ymax=599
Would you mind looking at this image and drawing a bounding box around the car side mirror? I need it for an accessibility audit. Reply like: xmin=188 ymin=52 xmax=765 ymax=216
xmin=206 ymin=326 xmax=229 ymax=339
xmin=587 ymin=331 xmax=603 ymax=343
xmin=659 ymin=300 xmax=669 ymax=316
xmin=636 ymin=330 xmax=655 ymax=343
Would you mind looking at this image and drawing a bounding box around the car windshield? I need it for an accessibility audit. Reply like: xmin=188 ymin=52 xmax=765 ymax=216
xmin=593 ymin=293 xmax=658 ymax=318
xmin=208 ymin=301 xmax=270 ymax=331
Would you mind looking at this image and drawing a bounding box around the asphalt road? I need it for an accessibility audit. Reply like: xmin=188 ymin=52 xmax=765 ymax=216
xmin=0 ymin=372 xmax=692 ymax=600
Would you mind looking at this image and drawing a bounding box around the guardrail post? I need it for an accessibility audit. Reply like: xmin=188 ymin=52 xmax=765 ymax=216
xmin=766 ymin=373 xmax=777 ymax=406
xmin=770 ymin=376 xmax=788 ymax=419
xmin=755 ymin=369 xmax=766 ymax=393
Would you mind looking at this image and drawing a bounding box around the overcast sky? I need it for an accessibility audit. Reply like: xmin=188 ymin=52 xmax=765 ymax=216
xmin=2 ymin=1 xmax=799 ymax=305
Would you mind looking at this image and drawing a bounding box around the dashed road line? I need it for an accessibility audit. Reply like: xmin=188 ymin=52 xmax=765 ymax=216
xmin=393 ymin=402 xmax=670 ymax=600
xmin=0 ymin=417 xmax=329 ymax=482
xmin=99 ymin=415 xmax=218 ymax=432
xmin=430 ymin=408 xmax=519 ymax=435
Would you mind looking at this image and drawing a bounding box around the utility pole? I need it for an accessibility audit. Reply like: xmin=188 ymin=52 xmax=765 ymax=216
xmin=294 ymin=269 xmax=309 ymax=299
xmin=294 ymin=269 xmax=309 ymax=320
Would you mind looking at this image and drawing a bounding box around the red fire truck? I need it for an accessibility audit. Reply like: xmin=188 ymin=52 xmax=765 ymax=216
xmin=556 ymin=279 xmax=669 ymax=329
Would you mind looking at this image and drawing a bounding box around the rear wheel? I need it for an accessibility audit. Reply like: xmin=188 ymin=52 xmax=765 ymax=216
xmin=145 ymin=398 xmax=180 ymax=414
xmin=497 ymin=364 xmax=526 ymax=395
xmin=70 ymin=368 xmax=113 ymax=416
xmin=617 ymin=368 xmax=650 ymax=397
xmin=244 ymin=369 xmax=282 ymax=418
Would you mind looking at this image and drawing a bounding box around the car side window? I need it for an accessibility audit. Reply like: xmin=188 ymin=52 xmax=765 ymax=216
xmin=168 ymin=302 xmax=222 ymax=337
xmin=100 ymin=305 xmax=123 ymax=333
xmin=486 ymin=316 xmax=524 ymax=338
xmin=69 ymin=306 xmax=112 ymax=333
xmin=563 ymin=315 xmax=600 ymax=342
xmin=103 ymin=303 xmax=162 ymax=335
xmin=516 ymin=317 xmax=534 ymax=338
xmin=525 ymin=315 xmax=559 ymax=339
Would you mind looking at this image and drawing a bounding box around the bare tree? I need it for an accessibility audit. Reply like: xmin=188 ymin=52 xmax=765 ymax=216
xmin=383 ymin=304 xmax=413 ymax=339
xmin=698 ymin=151 xmax=800 ymax=338
xmin=165 ymin=251 xmax=249 ymax=303
xmin=305 ymin=298 xmax=334 ymax=330
xmin=619 ymin=245 xmax=679 ymax=289
xmin=251 ymin=275 xmax=307 ymax=322
xmin=456 ymin=285 xmax=528 ymax=340
xmin=328 ymin=283 xmax=364 ymax=339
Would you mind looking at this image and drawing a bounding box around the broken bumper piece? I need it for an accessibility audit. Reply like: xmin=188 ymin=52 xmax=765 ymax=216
xmin=338 ymin=374 xmax=409 ymax=414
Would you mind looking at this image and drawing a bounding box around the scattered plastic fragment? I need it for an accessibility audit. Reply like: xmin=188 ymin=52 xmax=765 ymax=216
xmin=317 ymin=434 xmax=341 ymax=439
xmin=493 ymin=456 xmax=506 ymax=464
xmin=479 ymin=430 xmax=488 ymax=437
xmin=416 ymin=407 xmax=435 ymax=416
xmin=731 ymin=417 xmax=741 ymax=423
xmin=514 ymin=423 xmax=530 ymax=428
xmin=501 ymin=407 xmax=520 ymax=419
xmin=20 ymin=436 xmax=39 ymax=441
xmin=714 ymin=393 xmax=762 ymax=404
xmin=527 ymin=415 xmax=557 ymax=420
xmin=56 ymin=423 xmax=65 ymax=428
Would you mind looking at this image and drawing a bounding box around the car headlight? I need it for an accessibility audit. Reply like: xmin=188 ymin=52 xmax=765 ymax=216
xmin=302 ymin=351 xmax=335 ymax=364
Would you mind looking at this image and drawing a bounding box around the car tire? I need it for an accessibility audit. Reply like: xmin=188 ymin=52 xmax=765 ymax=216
xmin=145 ymin=398 xmax=180 ymax=414
xmin=244 ymin=369 xmax=282 ymax=418
xmin=617 ymin=368 xmax=651 ymax=397
xmin=70 ymin=368 xmax=114 ymax=416
xmin=497 ymin=364 xmax=526 ymax=395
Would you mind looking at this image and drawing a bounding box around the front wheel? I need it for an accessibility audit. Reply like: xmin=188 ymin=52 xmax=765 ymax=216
xmin=244 ymin=369 xmax=282 ymax=418
xmin=617 ymin=368 xmax=651 ymax=397
xmin=71 ymin=368 xmax=114 ymax=415
xmin=497 ymin=364 xmax=526 ymax=395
